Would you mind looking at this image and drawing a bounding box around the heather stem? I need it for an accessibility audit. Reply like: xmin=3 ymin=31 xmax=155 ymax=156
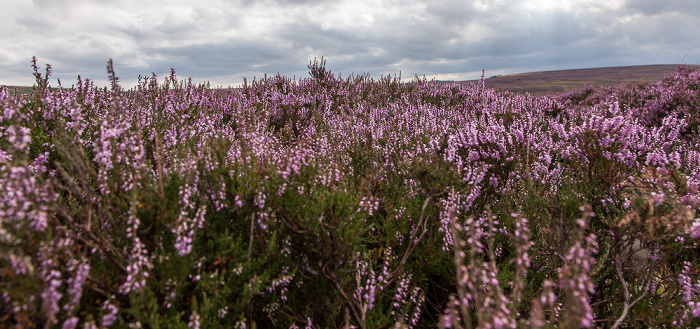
xmin=450 ymin=205 xmax=472 ymax=329
xmin=248 ymin=213 xmax=255 ymax=262
xmin=383 ymin=195 xmax=432 ymax=289
xmin=611 ymin=255 xmax=654 ymax=329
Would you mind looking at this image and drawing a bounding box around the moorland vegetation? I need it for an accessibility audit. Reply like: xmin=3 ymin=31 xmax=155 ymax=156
xmin=1 ymin=57 xmax=699 ymax=328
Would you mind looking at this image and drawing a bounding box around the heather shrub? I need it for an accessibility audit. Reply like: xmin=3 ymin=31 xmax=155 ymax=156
xmin=1 ymin=58 xmax=699 ymax=328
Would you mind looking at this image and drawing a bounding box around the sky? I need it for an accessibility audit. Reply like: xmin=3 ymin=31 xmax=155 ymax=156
xmin=1 ymin=0 xmax=699 ymax=88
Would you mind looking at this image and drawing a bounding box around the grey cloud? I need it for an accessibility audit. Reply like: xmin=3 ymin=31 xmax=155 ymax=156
xmin=280 ymin=23 xmax=379 ymax=54
xmin=265 ymin=0 xmax=322 ymax=5
xmin=14 ymin=15 xmax=54 ymax=31
xmin=423 ymin=0 xmax=482 ymax=25
xmin=142 ymin=39 xmax=298 ymax=79
xmin=235 ymin=0 xmax=323 ymax=7
xmin=275 ymin=15 xmax=467 ymax=73
xmin=2 ymin=0 xmax=700 ymax=88
xmin=626 ymin=0 xmax=700 ymax=16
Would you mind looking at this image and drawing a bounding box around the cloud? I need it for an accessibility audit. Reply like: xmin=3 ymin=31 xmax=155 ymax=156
xmin=626 ymin=0 xmax=700 ymax=16
xmin=1 ymin=0 xmax=698 ymax=88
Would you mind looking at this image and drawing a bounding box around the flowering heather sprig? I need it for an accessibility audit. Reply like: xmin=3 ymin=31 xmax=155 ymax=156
xmin=4 ymin=125 xmax=32 ymax=151
xmin=689 ymin=218 xmax=700 ymax=239
xmin=217 ymin=305 xmax=228 ymax=319
xmin=358 ymin=195 xmax=380 ymax=216
xmin=188 ymin=311 xmax=201 ymax=329
xmin=305 ymin=317 xmax=314 ymax=329
xmin=209 ymin=181 xmax=229 ymax=212
xmin=0 ymin=165 xmax=56 ymax=232
xmin=31 ymin=56 xmax=52 ymax=92
xmin=119 ymin=200 xmax=152 ymax=294
xmin=317 ymin=163 xmax=342 ymax=187
xmin=28 ymin=236 xmax=74 ymax=325
xmin=63 ymin=258 xmax=90 ymax=315
xmin=510 ymin=213 xmax=534 ymax=315
xmin=91 ymin=97 xmax=147 ymax=192
xmin=82 ymin=320 xmax=99 ymax=329
xmin=528 ymin=280 xmax=558 ymax=328
xmin=62 ymin=317 xmax=79 ymax=329
xmin=162 ymin=279 xmax=177 ymax=309
xmin=0 ymin=148 xmax=10 ymax=162
xmin=673 ymin=261 xmax=700 ymax=326
xmin=392 ymin=207 xmax=407 ymax=245
xmin=267 ymin=266 xmax=294 ymax=302
xmin=233 ymin=194 xmax=243 ymax=208
xmin=354 ymin=258 xmax=378 ymax=312
xmin=438 ymin=189 xmax=462 ymax=250
xmin=471 ymin=262 xmax=515 ymax=328
xmin=444 ymin=206 xmax=532 ymax=329
xmin=558 ymin=206 xmax=598 ymax=328
xmin=9 ymin=253 xmax=31 ymax=275
xmin=438 ymin=294 xmax=464 ymax=329
xmin=379 ymin=247 xmax=394 ymax=290
xmin=686 ymin=150 xmax=700 ymax=182
xmin=92 ymin=121 xmax=120 ymax=193
xmin=255 ymin=188 xmax=266 ymax=210
xmin=263 ymin=302 xmax=281 ymax=326
xmin=392 ymin=273 xmax=424 ymax=328
xmin=256 ymin=210 xmax=271 ymax=231
xmin=278 ymin=139 xmax=315 ymax=179
xmin=276 ymin=182 xmax=288 ymax=196
xmin=173 ymin=179 xmax=207 ymax=256
xmin=31 ymin=151 xmax=50 ymax=174
xmin=174 ymin=205 xmax=207 ymax=256
xmin=41 ymin=269 xmax=62 ymax=325
xmin=101 ymin=298 xmax=119 ymax=327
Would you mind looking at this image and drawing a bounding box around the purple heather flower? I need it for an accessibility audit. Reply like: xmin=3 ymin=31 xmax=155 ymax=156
xmin=689 ymin=218 xmax=700 ymax=239
xmin=41 ymin=269 xmax=62 ymax=324
xmin=101 ymin=299 xmax=118 ymax=327
xmin=62 ymin=317 xmax=79 ymax=329
xmin=82 ymin=320 xmax=99 ymax=329
xmin=188 ymin=312 xmax=200 ymax=329
xmin=64 ymin=259 xmax=90 ymax=314
xmin=120 ymin=204 xmax=153 ymax=294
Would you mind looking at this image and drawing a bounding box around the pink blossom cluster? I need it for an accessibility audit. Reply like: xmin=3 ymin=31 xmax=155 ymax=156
xmin=674 ymin=261 xmax=700 ymax=326
xmin=392 ymin=273 xmax=424 ymax=328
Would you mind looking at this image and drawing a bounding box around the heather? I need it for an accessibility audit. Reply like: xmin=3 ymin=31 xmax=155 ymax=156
xmin=1 ymin=58 xmax=699 ymax=328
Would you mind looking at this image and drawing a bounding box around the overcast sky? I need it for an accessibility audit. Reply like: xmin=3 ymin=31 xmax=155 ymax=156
xmin=1 ymin=0 xmax=699 ymax=88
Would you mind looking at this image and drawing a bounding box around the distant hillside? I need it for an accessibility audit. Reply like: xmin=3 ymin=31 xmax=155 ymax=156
xmin=457 ymin=64 xmax=697 ymax=96
xmin=1 ymin=86 xmax=35 ymax=95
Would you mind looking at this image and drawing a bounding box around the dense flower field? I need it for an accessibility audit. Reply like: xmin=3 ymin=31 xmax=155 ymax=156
xmin=1 ymin=57 xmax=700 ymax=328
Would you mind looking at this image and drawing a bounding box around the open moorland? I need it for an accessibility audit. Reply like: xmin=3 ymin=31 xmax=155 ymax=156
xmin=459 ymin=64 xmax=694 ymax=96
xmin=1 ymin=86 xmax=35 ymax=95
xmin=1 ymin=59 xmax=699 ymax=328
xmin=3 ymin=64 xmax=693 ymax=97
